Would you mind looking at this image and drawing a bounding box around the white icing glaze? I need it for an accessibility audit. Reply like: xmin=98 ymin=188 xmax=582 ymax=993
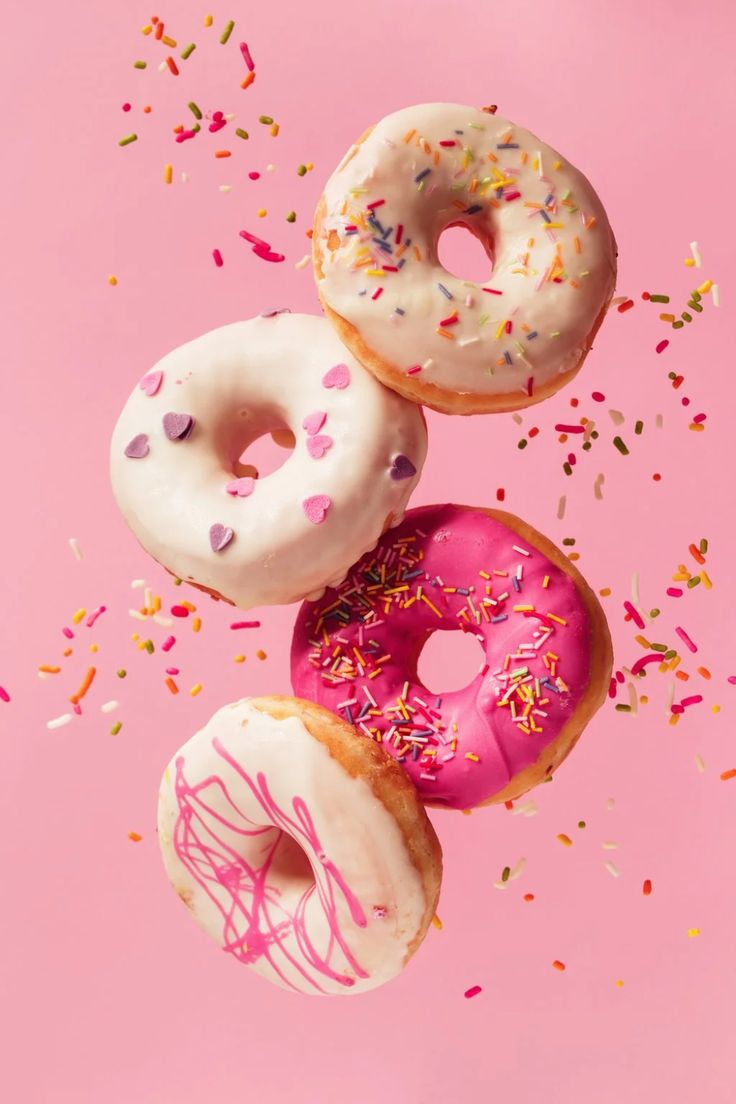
xmin=157 ymin=699 xmax=430 ymax=995
xmin=110 ymin=313 xmax=427 ymax=608
xmin=317 ymin=103 xmax=617 ymax=400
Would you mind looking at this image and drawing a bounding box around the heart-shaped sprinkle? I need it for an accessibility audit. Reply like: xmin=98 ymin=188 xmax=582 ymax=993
xmin=322 ymin=363 xmax=350 ymax=390
xmin=302 ymin=495 xmax=331 ymax=525
xmin=302 ymin=410 xmax=327 ymax=437
xmin=307 ymin=434 xmax=333 ymax=460
xmin=124 ymin=433 xmax=149 ymax=459
xmin=139 ymin=370 xmax=163 ymax=397
xmin=390 ymin=454 xmax=417 ymax=481
xmin=163 ymin=412 xmax=195 ymax=440
xmin=209 ymin=523 xmax=234 ymax=552
xmin=225 ymin=477 xmax=256 ymax=497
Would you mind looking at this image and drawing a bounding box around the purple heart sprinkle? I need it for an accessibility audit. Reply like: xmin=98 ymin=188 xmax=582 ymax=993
xmin=163 ymin=412 xmax=195 ymax=440
xmin=390 ymin=454 xmax=416 ymax=481
xmin=209 ymin=524 xmax=234 ymax=553
xmin=124 ymin=433 xmax=149 ymax=459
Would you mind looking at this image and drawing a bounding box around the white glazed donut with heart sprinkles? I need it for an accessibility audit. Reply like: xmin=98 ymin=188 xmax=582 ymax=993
xmin=314 ymin=102 xmax=617 ymax=415
xmin=110 ymin=312 xmax=427 ymax=609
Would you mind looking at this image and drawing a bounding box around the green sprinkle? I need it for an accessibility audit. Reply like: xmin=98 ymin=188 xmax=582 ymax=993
xmin=672 ymin=320 xmax=684 ymax=329
xmin=117 ymin=669 xmax=127 ymax=679
xmin=110 ymin=721 xmax=122 ymax=735
xmin=133 ymin=60 xmax=147 ymax=69
xmin=563 ymin=461 xmax=572 ymax=475
xmin=286 ymin=211 xmax=296 ymax=223
xmin=562 ymin=538 xmax=576 ymax=546
xmin=235 ymin=128 xmax=249 ymax=140
xmin=219 ymin=19 xmax=235 ymax=44
xmin=668 ymin=371 xmax=677 ymax=379
xmin=699 ymin=538 xmax=708 ymax=554
xmin=181 ymin=42 xmax=196 ymax=60
xmin=615 ymin=704 xmax=632 ymax=713
xmin=681 ymin=311 xmax=693 ymax=323
xmin=663 ymin=649 xmax=677 ymax=660
xmin=651 ymin=643 xmax=668 ymax=653
xmin=192 ymin=123 xmax=201 ymax=133
xmin=144 ymin=640 xmax=154 ymax=654
xmin=649 ymin=294 xmax=670 ymax=303
xmin=518 ymin=438 xmax=527 ymax=450
xmin=649 ymin=608 xmax=661 ymax=618
xmin=118 ymin=134 xmax=138 ymax=147
xmin=174 ymin=577 xmax=182 ymax=586
xmin=687 ymin=300 xmax=703 ymax=312
xmin=613 ymin=436 xmax=629 ymax=456
xmin=501 ymin=866 xmax=510 ymax=883
xmin=687 ymin=575 xmax=701 ymax=589
xmin=582 ymin=441 xmax=592 ymax=451
xmin=578 ymin=821 xmax=586 ymax=829
xmin=634 ymin=420 xmax=644 ymax=435
xmin=591 ymin=429 xmax=600 ymax=440
xmin=259 ymin=114 xmax=274 ymax=125
xmin=297 ymin=164 xmax=307 ymax=176
xmin=188 ymin=101 xmax=202 ymax=119
xmin=691 ymin=289 xmax=702 ymax=302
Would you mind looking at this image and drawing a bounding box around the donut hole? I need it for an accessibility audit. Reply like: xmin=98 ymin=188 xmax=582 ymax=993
xmin=437 ymin=223 xmax=494 ymax=284
xmin=268 ymin=830 xmax=316 ymax=894
xmin=416 ymin=627 xmax=486 ymax=695
xmin=231 ymin=417 xmax=295 ymax=480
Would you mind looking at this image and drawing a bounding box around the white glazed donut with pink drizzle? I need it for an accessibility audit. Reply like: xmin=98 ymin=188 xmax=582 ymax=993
xmin=157 ymin=696 xmax=442 ymax=996
xmin=110 ymin=312 xmax=427 ymax=609
xmin=314 ymin=102 xmax=617 ymax=414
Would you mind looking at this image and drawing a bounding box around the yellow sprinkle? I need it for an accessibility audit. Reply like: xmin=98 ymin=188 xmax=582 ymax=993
xmin=366 ymin=269 xmax=386 ymax=277
xmin=431 ymin=913 xmax=443 ymax=930
xmin=701 ymin=571 xmax=712 ymax=589
xmin=542 ymin=575 xmax=550 ymax=588
xmin=687 ymin=927 xmax=701 ymax=937
xmin=164 ymin=163 xmax=173 ymax=184
xmin=190 ymin=683 xmax=202 ymax=697
xmin=513 ymin=604 xmax=534 ymax=612
xmin=270 ymin=123 xmax=279 ymax=137
xmin=712 ymin=704 xmax=720 ymax=714
xmin=90 ymin=644 xmax=98 ymax=653
xmin=465 ymin=752 xmax=480 ymax=762
xmin=495 ymin=321 xmax=506 ymax=340
xmin=108 ymin=275 xmax=118 ymax=286
xmin=615 ymin=980 xmax=624 ymax=988
xmin=257 ymin=208 xmax=267 ymax=217
xmin=192 ymin=617 xmax=202 ymax=633
xmin=684 ymin=257 xmax=695 ymax=267
xmin=141 ymin=24 xmax=152 ymax=35
xmin=420 ymin=594 xmax=443 ymax=618
xmin=72 ymin=608 xmax=86 ymax=624
xmin=547 ymin=613 xmax=567 ymax=625
xmin=697 ymin=279 xmax=712 ymax=294
xmin=161 ymin=35 xmax=177 ymax=47
xmin=234 ymin=654 xmax=246 ymax=663
xmin=204 ymin=13 xmax=213 ymax=26
xmin=553 ymin=159 xmax=562 ymax=170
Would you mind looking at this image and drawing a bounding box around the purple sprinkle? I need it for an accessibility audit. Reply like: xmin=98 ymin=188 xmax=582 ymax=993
xmin=124 ymin=433 xmax=149 ymax=459
xmin=414 ymin=167 xmax=431 ymax=183
xmin=209 ymin=523 xmax=234 ymax=553
xmin=437 ymin=282 xmax=453 ymax=299
xmin=163 ymin=412 xmax=195 ymax=440
xmin=390 ymin=454 xmax=417 ymax=481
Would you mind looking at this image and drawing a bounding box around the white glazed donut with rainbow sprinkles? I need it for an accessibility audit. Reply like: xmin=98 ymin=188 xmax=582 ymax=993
xmin=110 ymin=312 xmax=427 ymax=609
xmin=314 ymin=102 xmax=617 ymax=414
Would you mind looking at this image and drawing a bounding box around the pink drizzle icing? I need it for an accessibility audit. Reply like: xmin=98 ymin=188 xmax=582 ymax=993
xmin=170 ymin=736 xmax=368 ymax=994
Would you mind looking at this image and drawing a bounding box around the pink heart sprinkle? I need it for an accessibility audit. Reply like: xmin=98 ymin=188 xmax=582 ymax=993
xmin=163 ymin=411 xmax=195 ymax=440
xmin=139 ymin=370 xmax=163 ymax=397
xmin=322 ymin=364 xmax=350 ymax=390
xmin=225 ymin=477 xmax=256 ymax=497
xmin=124 ymin=433 xmax=149 ymax=459
xmin=209 ymin=523 xmax=234 ymax=553
xmin=306 ymin=434 xmax=333 ymax=460
xmin=302 ymin=411 xmax=327 ymax=436
xmin=302 ymin=495 xmax=331 ymax=525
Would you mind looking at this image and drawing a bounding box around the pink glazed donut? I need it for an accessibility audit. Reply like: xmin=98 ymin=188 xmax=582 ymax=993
xmin=291 ymin=504 xmax=612 ymax=809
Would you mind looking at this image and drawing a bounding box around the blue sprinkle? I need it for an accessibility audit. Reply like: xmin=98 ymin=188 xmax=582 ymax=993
xmin=437 ymin=282 xmax=453 ymax=299
xmin=411 ymin=745 xmax=420 ymax=761
xmin=544 ymin=193 xmax=554 ymax=206
xmin=404 ymin=237 xmax=412 ymax=247
xmin=344 ymin=227 xmax=358 ymax=235
xmin=504 ymin=351 xmax=513 ymax=366
xmin=358 ymin=289 xmax=367 ymax=296
xmin=404 ymin=567 xmax=423 ymax=578
xmin=457 ymin=587 xmax=470 ymax=595
xmin=454 ymin=129 xmax=464 ymax=134
xmin=464 ymin=204 xmax=482 ymax=215
xmin=497 ymin=142 xmax=519 ymax=149
xmin=526 ymin=331 xmax=538 ymax=340
xmin=382 ymin=226 xmax=393 ymax=240
xmin=512 ymin=576 xmax=521 ymax=592
xmin=397 ymin=258 xmax=406 ymax=269
xmin=542 ymin=679 xmax=561 ymax=695
xmin=373 ymin=239 xmax=393 ymax=253
xmin=357 ymin=702 xmax=370 ymax=720
xmin=414 ymin=168 xmax=431 ymax=183
xmin=491 ymin=614 xmax=509 ymax=623
xmin=435 ymin=696 xmax=442 ymax=708
xmin=539 ymin=210 xmax=551 ymax=224
xmin=395 ymin=307 xmax=406 ymax=316
xmin=343 ymin=706 xmax=353 ymax=724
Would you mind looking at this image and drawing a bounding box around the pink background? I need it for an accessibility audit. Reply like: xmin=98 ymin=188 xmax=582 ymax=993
xmin=2 ymin=1 xmax=734 ymax=1100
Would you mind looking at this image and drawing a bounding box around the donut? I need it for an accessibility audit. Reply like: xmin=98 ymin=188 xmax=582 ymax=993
xmin=110 ymin=312 xmax=427 ymax=609
xmin=157 ymin=695 xmax=442 ymax=996
xmin=291 ymin=505 xmax=612 ymax=809
xmin=314 ymin=102 xmax=617 ymax=415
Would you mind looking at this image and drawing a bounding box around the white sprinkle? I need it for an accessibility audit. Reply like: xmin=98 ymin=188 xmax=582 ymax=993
xmin=419 ymin=772 xmax=436 ymax=781
xmin=100 ymin=701 xmax=119 ymax=714
xmin=511 ymin=799 xmax=539 ymax=817
xmin=508 ymin=856 xmax=526 ymax=881
xmin=606 ymin=797 xmax=615 ymax=811
xmin=422 ymin=357 xmax=434 ymax=370
xmin=129 ymin=609 xmax=148 ymax=621
xmin=601 ymin=841 xmax=618 ymax=850
xmin=47 ymin=713 xmax=73 ymax=730
xmin=631 ymin=571 xmax=640 ymax=606
xmin=181 ymin=172 xmax=189 ymax=183
xmin=711 ymin=283 xmax=720 ymax=307
xmin=608 ymin=409 xmax=625 ymax=426
xmin=130 ymin=579 xmax=147 ymax=589
xmin=593 ymin=474 xmax=604 ymax=500
xmin=266 ymin=163 xmax=276 ymax=173
xmin=492 ymin=880 xmax=508 ymax=891
xmin=665 ymin=679 xmax=676 ymax=715
xmin=458 ymin=336 xmax=480 ymax=347
xmin=689 ymin=241 xmax=702 ymax=268
xmin=152 ymin=614 xmax=174 ymax=628
xmin=224 ymin=113 xmax=235 ymax=122
xmin=695 ymin=753 xmax=706 ymax=773
xmin=512 ymin=412 xmax=523 ymax=426
xmin=219 ymin=184 xmax=233 ymax=193
xmin=68 ymin=538 xmax=83 ymax=561
xmin=157 ymin=60 xmax=167 ymax=72
xmin=608 ymin=295 xmax=628 ymax=309
xmin=656 ymin=413 xmax=664 ymax=429
xmin=512 ymin=544 xmax=530 ymax=557
xmin=295 ymin=253 xmax=311 ymax=270
xmin=604 ymin=861 xmax=621 ymax=878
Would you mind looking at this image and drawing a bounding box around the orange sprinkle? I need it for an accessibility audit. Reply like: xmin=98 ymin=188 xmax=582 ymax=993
xmin=504 ymin=800 xmax=514 ymax=810
xmin=523 ymin=893 xmax=535 ymax=902
xmin=240 ymin=70 xmax=256 ymax=90
xmin=552 ymin=960 xmax=566 ymax=972
xmin=720 ymin=769 xmax=736 ymax=781
xmin=69 ymin=666 xmax=96 ymax=704
xmin=689 ymin=543 xmax=706 ymax=565
xmin=128 ymin=831 xmax=142 ymax=842
xmin=697 ymin=666 xmax=711 ymax=680
xmin=256 ymin=649 xmax=267 ymax=661
xmin=165 ymin=677 xmax=179 ymax=695
xmin=599 ymin=587 xmax=611 ymax=597
xmin=215 ymin=150 xmax=231 ymax=158
xmin=403 ymin=128 xmax=416 ymax=143
xmin=39 ymin=665 xmax=61 ymax=674
xmin=557 ymin=833 xmax=573 ymax=847
xmin=573 ymin=236 xmax=581 ymax=254
xmin=155 ymin=20 xmax=164 ymax=40
xmin=192 ymin=617 xmax=202 ymax=633
xmin=643 ymin=879 xmax=652 ymax=896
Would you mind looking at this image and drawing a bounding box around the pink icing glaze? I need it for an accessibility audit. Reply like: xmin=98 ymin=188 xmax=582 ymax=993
xmin=171 ymin=739 xmax=368 ymax=994
xmin=290 ymin=504 xmax=597 ymax=809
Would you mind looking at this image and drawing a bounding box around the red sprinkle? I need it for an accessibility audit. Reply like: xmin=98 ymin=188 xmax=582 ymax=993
xmin=617 ymin=299 xmax=635 ymax=313
xmin=248 ymin=171 xmax=260 ymax=180
xmin=162 ymin=636 xmax=176 ymax=652
xmin=721 ymin=769 xmax=736 ymax=781
xmin=656 ymin=340 xmax=669 ymax=354
xmin=230 ymin=620 xmax=261 ymax=630
xmin=630 ymin=653 xmax=664 ymax=676
xmin=171 ymin=605 xmax=189 ymax=618
xmin=464 ymin=985 xmax=482 ymax=999
xmin=366 ymin=199 xmax=385 ymax=210
xmin=591 ymin=391 xmax=606 ymax=402
xmin=122 ymin=103 xmax=131 ymax=112
xmin=666 ymin=587 xmax=683 ymax=597
xmin=239 ymin=41 xmax=255 ymax=70
xmin=675 ymin=626 xmax=698 ymax=654
xmin=643 ymin=879 xmax=652 ymax=895
xmin=555 ymin=424 xmax=585 ymax=434
xmin=213 ymin=249 xmax=223 ymax=267
xmin=496 ymin=488 xmax=505 ymax=502
xmin=623 ymin=601 xmax=645 ymax=629
xmin=0 ymin=686 xmax=10 ymax=703
xmin=165 ymin=56 xmax=179 ymax=76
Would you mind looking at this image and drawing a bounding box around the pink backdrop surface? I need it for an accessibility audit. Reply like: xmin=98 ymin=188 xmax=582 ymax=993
xmin=1 ymin=1 xmax=734 ymax=1100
